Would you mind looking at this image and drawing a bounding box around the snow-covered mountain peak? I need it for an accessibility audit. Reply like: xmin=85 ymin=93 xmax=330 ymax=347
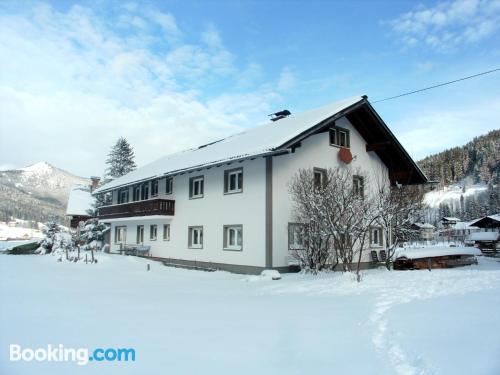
xmin=19 ymin=161 xmax=54 ymax=175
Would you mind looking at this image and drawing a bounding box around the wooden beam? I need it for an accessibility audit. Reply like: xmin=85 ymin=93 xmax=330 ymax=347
xmin=389 ymin=170 xmax=412 ymax=181
xmin=366 ymin=141 xmax=391 ymax=152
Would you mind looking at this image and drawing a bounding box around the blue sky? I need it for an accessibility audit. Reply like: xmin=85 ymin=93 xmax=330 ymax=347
xmin=0 ymin=0 xmax=499 ymax=176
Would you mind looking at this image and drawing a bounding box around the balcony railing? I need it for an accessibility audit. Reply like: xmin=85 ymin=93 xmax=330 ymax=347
xmin=98 ymin=199 xmax=175 ymax=220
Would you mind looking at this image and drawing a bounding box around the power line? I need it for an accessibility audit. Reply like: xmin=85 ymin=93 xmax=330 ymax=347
xmin=373 ymin=67 xmax=500 ymax=103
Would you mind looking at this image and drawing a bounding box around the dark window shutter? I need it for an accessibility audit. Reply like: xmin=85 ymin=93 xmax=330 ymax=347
xmin=224 ymin=171 xmax=228 ymax=193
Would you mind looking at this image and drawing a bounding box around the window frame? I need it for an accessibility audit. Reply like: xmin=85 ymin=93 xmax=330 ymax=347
xmin=188 ymin=226 xmax=204 ymax=249
xmin=370 ymin=227 xmax=383 ymax=247
xmin=353 ymin=175 xmax=365 ymax=198
xmin=149 ymin=224 xmax=157 ymax=241
xmin=223 ymin=225 xmax=243 ymax=251
xmin=189 ymin=176 xmax=204 ymax=199
xmin=136 ymin=225 xmax=144 ymax=244
xmin=163 ymin=224 xmax=171 ymax=241
xmin=114 ymin=226 xmax=127 ymax=244
xmin=329 ymin=126 xmax=350 ymax=148
xmin=151 ymin=179 xmax=159 ymax=197
xmin=165 ymin=177 xmax=173 ymax=195
xmin=313 ymin=167 xmax=327 ymax=189
xmin=224 ymin=168 xmax=243 ymax=194
xmin=132 ymin=184 xmax=141 ymax=201
xmin=288 ymin=223 xmax=305 ymax=250
xmin=141 ymin=182 xmax=149 ymax=200
xmin=117 ymin=188 xmax=129 ymax=204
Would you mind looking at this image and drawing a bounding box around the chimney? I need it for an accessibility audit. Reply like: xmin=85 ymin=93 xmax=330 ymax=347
xmin=269 ymin=109 xmax=291 ymax=122
xmin=90 ymin=176 xmax=101 ymax=193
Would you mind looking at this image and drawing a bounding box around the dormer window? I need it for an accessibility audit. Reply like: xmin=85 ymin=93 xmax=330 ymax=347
xmin=330 ymin=126 xmax=350 ymax=148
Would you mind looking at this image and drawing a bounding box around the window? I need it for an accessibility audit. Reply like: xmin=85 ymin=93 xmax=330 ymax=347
xmin=188 ymin=226 xmax=203 ymax=248
xmin=353 ymin=175 xmax=364 ymax=198
xmin=288 ymin=223 xmax=305 ymax=250
xmin=224 ymin=168 xmax=243 ymax=194
xmin=189 ymin=176 xmax=204 ymax=199
xmin=118 ymin=188 xmax=129 ymax=204
xmin=370 ymin=227 xmax=383 ymax=247
xmin=165 ymin=177 xmax=173 ymax=195
xmin=132 ymin=184 xmax=141 ymax=201
xmin=151 ymin=179 xmax=159 ymax=197
xmin=115 ymin=226 xmax=127 ymax=243
xmin=223 ymin=225 xmax=243 ymax=251
xmin=141 ymin=182 xmax=149 ymax=200
xmin=329 ymin=126 xmax=350 ymax=148
xmin=163 ymin=224 xmax=170 ymax=241
xmin=136 ymin=225 xmax=144 ymax=244
xmin=313 ymin=168 xmax=327 ymax=189
xmin=150 ymin=225 xmax=157 ymax=241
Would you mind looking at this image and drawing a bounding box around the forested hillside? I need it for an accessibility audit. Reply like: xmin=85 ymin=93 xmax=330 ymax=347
xmin=418 ymin=129 xmax=499 ymax=185
xmin=418 ymin=129 xmax=499 ymax=222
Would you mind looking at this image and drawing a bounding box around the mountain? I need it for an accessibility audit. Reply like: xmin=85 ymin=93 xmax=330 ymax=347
xmin=0 ymin=162 xmax=89 ymax=224
xmin=418 ymin=129 xmax=499 ymax=186
xmin=417 ymin=129 xmax=500 ymax=224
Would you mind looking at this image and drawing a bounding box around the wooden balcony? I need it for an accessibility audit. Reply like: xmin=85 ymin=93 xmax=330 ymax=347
xmin=98 ymin=199 xmax=175 ymax=220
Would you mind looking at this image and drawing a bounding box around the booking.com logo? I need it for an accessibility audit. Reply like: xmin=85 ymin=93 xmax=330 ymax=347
xmin=9 ymin=344 xmax=136 ymax=366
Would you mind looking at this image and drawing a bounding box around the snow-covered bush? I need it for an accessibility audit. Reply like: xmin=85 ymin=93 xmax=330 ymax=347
xmin=37 ymin=221 xmax=61 ymax=254
xmin=78 ymin=218 xmax=108 ymax=250
xmin=37 ymin=221 xmax=75 ymax=255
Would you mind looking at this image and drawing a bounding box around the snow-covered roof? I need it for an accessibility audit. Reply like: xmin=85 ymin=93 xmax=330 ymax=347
xmin=478 ymin=213 xmax=500 ymax=223
xmin=413 ymin=222 xmax=435 ymax=229
xmin=396 ymin=246 xmax=480 ymax=259
xmin=95 ymin=96 xmax=365 ymax=193
xmin=442 ymin=217 xmax=461 ymax=222
xmin=66 ymin=185 xmax=94 ymax=216
xmin=468 ymin=232 xmax=500 ymax=242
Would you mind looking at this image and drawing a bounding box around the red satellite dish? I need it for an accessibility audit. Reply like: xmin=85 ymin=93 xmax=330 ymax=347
xmin=338 ymin=147 xmax=353 ymax=164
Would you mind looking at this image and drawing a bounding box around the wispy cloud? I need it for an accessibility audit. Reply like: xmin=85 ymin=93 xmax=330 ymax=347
xmin=388 ymin=0 xmax=500 ymax=51
xmin=394 ymin=97 xmax=500 ymax=160
xmin=0 ymin=2 xmax=291 ymax=176
xmin=277 ymin=67 xmax=297 ymax=91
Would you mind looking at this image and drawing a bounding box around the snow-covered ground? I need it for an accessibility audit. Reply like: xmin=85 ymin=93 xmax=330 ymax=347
xmin=1 ymin=252 xmax=500 ymax=375
xmin=424 ymin=183 xmax=487 ymax=208
xmin=0 ymin=220 xmax=44 ymax=241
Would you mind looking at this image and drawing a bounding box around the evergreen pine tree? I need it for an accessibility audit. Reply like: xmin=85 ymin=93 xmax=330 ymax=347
xmin=105 ymin=137 xmax=137 ymax=180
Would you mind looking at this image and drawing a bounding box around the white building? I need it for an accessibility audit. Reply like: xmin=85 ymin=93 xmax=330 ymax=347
xmin=94 ymin=96 xmax=427 ymax=273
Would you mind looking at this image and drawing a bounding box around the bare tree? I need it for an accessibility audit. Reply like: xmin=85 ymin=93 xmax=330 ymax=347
xmin=374 ymin=168 xmax=425 ymax=270
xmin=289 ymin=169 xmax=332 ymax=273
xmin=289 ymin=167 xmax=379 ymax=279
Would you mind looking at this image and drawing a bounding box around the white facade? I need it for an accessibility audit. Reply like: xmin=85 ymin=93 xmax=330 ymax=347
xmin=107 ymin=157 xmax=267 ymax=269
xmin=104 ymin=116 xmax=389 ymax=271
xmin=272 ymin=117 xmax=388 ymax=267
xmin=96 ymin=96 xmax=426 ymax=273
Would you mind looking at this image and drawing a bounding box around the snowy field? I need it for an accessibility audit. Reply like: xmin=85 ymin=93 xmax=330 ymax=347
xmin=1 ymin=252 xmax=500 ymax=375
